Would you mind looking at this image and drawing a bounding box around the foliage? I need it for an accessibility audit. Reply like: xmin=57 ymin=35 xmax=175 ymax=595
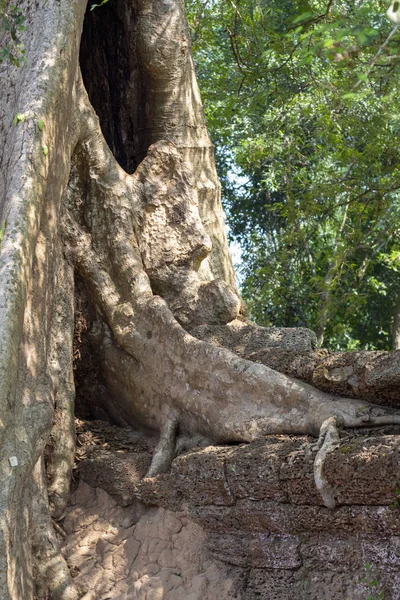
xmin=186 ymin=0 xmax=400 ymax=349
xmin=0 ymin=219 xmax=6 ymax=247
xmin=0 ymin=0 xmax=25 ymax=65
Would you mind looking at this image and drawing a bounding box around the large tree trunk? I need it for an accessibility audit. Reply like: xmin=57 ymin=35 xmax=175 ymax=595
xmin=1 ymin=1 xmax=400 ymax=598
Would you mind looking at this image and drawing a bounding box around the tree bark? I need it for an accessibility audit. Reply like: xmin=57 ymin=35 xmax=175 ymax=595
xmin=191 ymin=320 xmax=400 ymax=406
xmin=1 ymin=0 xmax=400 ymax=598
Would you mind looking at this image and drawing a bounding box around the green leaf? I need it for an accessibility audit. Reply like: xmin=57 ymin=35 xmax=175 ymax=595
xmin=293 ymin=11 xmax=314 ymax=24
xmin=90 ymin=0 xmax=110 ymax=10
xmin=341 ymin=93 xmax=358 ymax=100
xmin=356 ymin=31 xmax=368 ymax=44
xmin=323 ymin=38 xmax=335 ymax=48
xmin=0 ymin=219 xmax=6 ymax=246
xmin=37 ymin=119 xmax=44 ymax=132
xmin=42 ymin=145 xmax=49 ymax=157
xmin=13 ymin=112 xmax=25 ymax=126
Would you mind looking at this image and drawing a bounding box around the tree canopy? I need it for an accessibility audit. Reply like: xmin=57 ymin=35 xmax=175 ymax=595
xmin=187 ymin=0 xmax=400 ymax=350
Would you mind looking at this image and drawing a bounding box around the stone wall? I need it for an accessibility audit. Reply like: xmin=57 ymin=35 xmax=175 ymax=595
xmin=63 ymin=422 xmax=400 ymax=599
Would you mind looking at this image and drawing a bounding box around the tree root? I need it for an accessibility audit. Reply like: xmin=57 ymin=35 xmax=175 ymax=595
xmin=145 ymin=414 xmax=179 ymax=477
xmin=60 ymin=80 xmax=400 ymax=512
xmin=313 ymin=416 xmax=343 ymax=509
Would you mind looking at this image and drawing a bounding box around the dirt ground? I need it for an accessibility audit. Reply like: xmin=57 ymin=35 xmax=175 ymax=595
xmin=60 ymin=420 xmax=240 ymax=600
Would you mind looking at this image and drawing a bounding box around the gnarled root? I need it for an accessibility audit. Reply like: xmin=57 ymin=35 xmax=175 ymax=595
xmin=63 ymin=75 xmax=400 ymax=513
xmin=313 ymin=416 xmax=343 ymax=509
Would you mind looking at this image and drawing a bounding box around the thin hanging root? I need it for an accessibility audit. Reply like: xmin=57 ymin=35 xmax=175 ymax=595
xmin=145 ymin=415 xmax=179 ymax=478
xmin=313 ymin=416 xmax=344 ymax=509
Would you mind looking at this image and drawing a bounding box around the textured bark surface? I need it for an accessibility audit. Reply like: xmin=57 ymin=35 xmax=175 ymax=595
xmin=0 ymin=0 xmax=85 ymax=597
xmin=79 ymin=0 xmax=238 ymax=291
xmin=1 ymin=0 xmax=400 ymax=598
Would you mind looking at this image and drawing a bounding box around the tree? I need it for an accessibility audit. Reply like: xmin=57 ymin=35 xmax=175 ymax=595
xmin=1 ymin=1 xmax=400 ymax=599
xmin=187 ymin=0 xmax=400 ymax=351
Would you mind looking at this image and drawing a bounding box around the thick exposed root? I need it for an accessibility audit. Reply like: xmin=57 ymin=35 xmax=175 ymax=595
xmin=190 ymin=322 xmax=400 ymax=407
xmin=145 ymin=414 xmax=179 ymax=477
xmin=60 ymin=78 xmax=400 ymax=516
